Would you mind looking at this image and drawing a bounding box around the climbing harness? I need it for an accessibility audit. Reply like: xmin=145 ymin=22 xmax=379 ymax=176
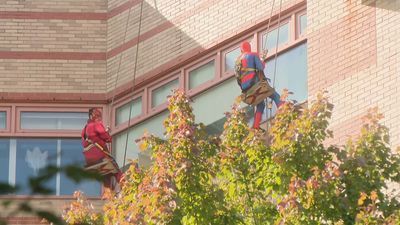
xmin=83 ymin=125 xmax=120 ymax=176
xmin=236 ymin=0 xmax=284 ymax=108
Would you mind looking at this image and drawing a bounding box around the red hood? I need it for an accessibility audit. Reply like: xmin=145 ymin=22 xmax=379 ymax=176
xmin=240 ymin=41 xmax=251 ymax=53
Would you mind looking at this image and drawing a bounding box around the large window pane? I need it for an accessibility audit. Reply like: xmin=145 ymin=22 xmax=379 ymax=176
xmin=0 ymin=112 xmax=6 ymax=129
xmin=300 ymin=14 xmax=307 ymax=35
xmin=0 ymin=139 xmax=10 ymax=184
xmin=189 ymin=61 xmax=215 ymax=89
xmin=151 ymin=79 xmax=179 ymax=108
xmin=116 ymin=97 xmax=142 ymax=125
xmin=262 ymin=23 xmax=289 ymax=52
xmin=21 ymin=112 xmax=87 ymax=130
xmin=114 ymin=111 xmax=168 ymax=168
xmin=265 ymin=43 xmax=307 ymax=102
xmin=16 ymin=139 xmax=58 ymax=195
xmin=192 ymin=78 xmax=243 ymax=134
xmin=262 ymin=43 xmax=307 ymax=120
xmin=60 ymin=139 xmax=101 ymax=196
xmin=225 ymin=48 xmax=241 ymax=71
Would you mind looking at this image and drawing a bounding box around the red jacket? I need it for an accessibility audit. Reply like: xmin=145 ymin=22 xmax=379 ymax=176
xmin=81 ymin=119 xmax=112 ymax=152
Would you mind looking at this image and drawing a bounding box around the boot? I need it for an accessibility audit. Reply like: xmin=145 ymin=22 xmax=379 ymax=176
xmin=253 ymin=112 xmax=263 ymax=129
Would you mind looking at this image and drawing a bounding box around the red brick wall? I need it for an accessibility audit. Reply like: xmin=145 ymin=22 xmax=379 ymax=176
xmin=308 ymin=0 xmax=400 ymax=147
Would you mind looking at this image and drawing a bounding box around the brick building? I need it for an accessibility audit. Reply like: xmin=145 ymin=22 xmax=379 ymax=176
xmin=0 ymin=0 xmax=399 ymax=224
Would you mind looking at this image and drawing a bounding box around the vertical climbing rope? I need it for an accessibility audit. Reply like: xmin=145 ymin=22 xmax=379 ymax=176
xmin=105 ymin=1 xmax=145 ymax=169
xmin=262 ymin=0 xmax=283 ymax=133
xmin=108 ymin=6 xmax=134 ymax=122
xmin=122 ymin=0 xmax=145 ymax=168
xmin=263 ymin=0 xmax=283 ymax=132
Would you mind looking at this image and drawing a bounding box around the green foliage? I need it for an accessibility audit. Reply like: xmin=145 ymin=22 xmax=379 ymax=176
xmin=63 ymin=90 xmax=400 ymax=225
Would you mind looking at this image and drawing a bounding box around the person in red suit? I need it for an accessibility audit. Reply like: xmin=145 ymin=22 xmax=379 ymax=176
xmin=81 ymin=108 xmax=122 ymax=192
xmin=237 ymin=41 xmax=283 ymax=129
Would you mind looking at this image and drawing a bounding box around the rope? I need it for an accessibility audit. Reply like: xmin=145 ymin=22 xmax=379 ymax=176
xmin=108 ymin=7 xmax=134 ymax=121
xmin=271 ymin=0 xmax=283 ymax=89
xmin=122 ymin=0 xmax=145 ymax=168
xmin=105 ymin=4 xmax=133 ymax=165
xmin=262 ymin=0 xmax=276 ymax=53
xmin=265 ymin=0 xmax=283 ymax=133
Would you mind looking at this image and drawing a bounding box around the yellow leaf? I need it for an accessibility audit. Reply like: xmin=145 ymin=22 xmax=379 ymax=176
xmin=358 ymin=192 xmax=367 ymax=206
xmin=139 ymin=141 xmax=148 ymax=151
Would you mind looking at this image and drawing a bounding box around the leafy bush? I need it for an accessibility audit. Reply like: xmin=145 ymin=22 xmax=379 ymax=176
xmin=63 ymin=90 xmax=400 ymax=225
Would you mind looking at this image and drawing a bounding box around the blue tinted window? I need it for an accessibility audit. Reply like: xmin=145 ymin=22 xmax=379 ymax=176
xmin=16 ymin=139 xmax=58 ymax=195
xmin=60 ymin=139 xmax=101 ymax=196
xmin=0 ymin=112 xmax=6 ymax=129
xmin=0 ymin=139 xmax=9 ymax=184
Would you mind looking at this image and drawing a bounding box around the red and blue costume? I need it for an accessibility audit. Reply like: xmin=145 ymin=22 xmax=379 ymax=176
xmin=238 ymin=41 xmax=282 ymax=129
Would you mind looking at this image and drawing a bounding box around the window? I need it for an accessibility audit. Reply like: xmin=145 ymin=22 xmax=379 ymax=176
xmin=262 ymin=23 xmax=289 ymax=52
xmin=6 ymin=138 xmax=101 ymax=196
xmin=264 ymin=43 xmax=307 ymax=103
xmin=189 ymin=60 xmax=215 ymax=89
xmin=114 ymin=111 xmax=168 ymax=168
xmin=20 ymin=112 xmax=87 ymax=130
xmin=0 ymin=112 xmax=6 ymax=129
xmin=16 ymin=139 xmax=58 ymax=195
xmin=0 ymin=139 xmax=10 ymax=184
xmin=192 ymin=78 xmax=242 ymax=134
xmin=116 ymin=97 xmax=142 ymax=125
xmin=151 ymin=79 xmax=179 ymax=108
xmin=59 ymin=139 xmax=101 ymax=196
xmin=299 ymin=14 xmax=307 ymax=35
xmin=225 ymin=48 xmax=241 ymax=72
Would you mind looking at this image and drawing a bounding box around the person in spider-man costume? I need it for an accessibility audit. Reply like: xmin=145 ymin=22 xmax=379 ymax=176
xmin=237 ymin=41 xmax=283 ymax=129
xmin=81 ymin=108 xmax=122 ymax=191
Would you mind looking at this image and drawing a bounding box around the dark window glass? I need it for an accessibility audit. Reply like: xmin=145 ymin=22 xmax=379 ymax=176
xmin=16 ymin=139 xmax=58 ymax=195
xmin=59 ymin=139 xmax=101 ymax=196
xmin=0 ymin=112 xmax=6 ymax=129
xmin=0 ymin=139 xmax=10 ymax=184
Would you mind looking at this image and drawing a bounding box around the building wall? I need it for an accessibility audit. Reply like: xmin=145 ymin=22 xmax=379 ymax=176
xmin=307 ymin=0 xmax=400 ymax=146
xmin=106 ymin=0 xmax=305 ymax=93
xmin=0 ymin=0 xmax=108 ymax=94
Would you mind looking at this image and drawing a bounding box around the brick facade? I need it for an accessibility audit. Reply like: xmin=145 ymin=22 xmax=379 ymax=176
xmin=308 ymin=0 xmax=400 ymax=147
xmin=0 ymin=0 xmax=107 ymax=94
xmin=106 ymin=0 xmax=304 ymax=91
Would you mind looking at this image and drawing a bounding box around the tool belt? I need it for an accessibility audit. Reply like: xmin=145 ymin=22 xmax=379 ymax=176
xmin=240 ymin=71 xmax=275 ymax=106
xmin=241 ymin=80 xmax=275 ymax=106
xmin=83 ymin=139 xmax=120 ymax=174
